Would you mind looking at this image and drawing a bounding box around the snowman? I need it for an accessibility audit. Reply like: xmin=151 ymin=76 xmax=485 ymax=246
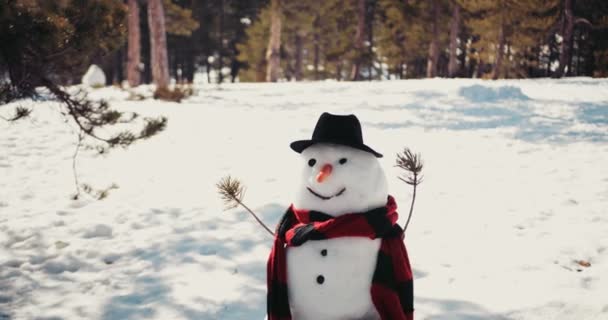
xmin=267 ymin=113 xmax=414 ymax=320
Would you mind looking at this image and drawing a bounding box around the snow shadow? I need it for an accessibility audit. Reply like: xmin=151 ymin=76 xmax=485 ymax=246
xmin=99 ymin=204 xmax=286 ymax=320
xmin=0 ymin=228 xmax=97 ymax=320
xmin=0 ymin=273 xmax=15 ymax=320
xmin=367 ymin=85 xmax=608 ymax=143
xmin=417 ymin=296 xmax=511 ymax=320
xmin=101 ymin=246 xmax=267 ymax=320
xmin=458 ymin=85 xmax=530 ymax=102
xmin=578 ymin=102 xmax=608 ymax=125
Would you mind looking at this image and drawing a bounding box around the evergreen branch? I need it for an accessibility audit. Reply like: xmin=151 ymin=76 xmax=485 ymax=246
xmin=396 ymin=147 xmax=424 ymax=233
xmin=217 ymin=176 xmax=275 ymax=236
xmin=42 ymin=79 xmax=167 ymax=148
xmin=0 ymin=107 xmax=32 ymax=122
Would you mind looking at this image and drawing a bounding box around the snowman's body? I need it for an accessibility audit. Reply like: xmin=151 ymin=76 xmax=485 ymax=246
xmin=287 ymin=238 xmax=381 ymax=320
xmin=287 ymin=144 xmax=389 ymax=320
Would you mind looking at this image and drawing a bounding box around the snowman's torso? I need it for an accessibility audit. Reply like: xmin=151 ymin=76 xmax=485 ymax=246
xmin=287 ymin=237 xmax=382 ymax=320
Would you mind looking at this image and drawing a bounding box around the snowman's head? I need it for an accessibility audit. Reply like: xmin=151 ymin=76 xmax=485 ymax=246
xmin=294 ymin=143 xmax=388 ymax=216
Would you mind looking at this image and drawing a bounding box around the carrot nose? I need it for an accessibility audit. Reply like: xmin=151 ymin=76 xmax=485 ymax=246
xmin=316 ymin=164 xmax=333 ymax=183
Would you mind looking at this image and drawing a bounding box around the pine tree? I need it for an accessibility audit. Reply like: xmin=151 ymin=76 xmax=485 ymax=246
xmin=376 ymin=0 xmax=420 ymax=78
xmin=164 ymin=0 xmax=199 ymax=84
xmin=553 ymin=0 xmax=599 ymax=78
xmin=578 ymin=0 xmax=608 ymax=77
xmin=0 ymin=0 xmax=166 ymax=150
xmin=317 ymin=0 xmax=359 ymax=80
xmin=462 ymin=0 xmax=558 ymax=79
xmin=164 ymin=0 xmax=199 ymax=36
xmin=281 ymin=0 xmax=316 ymax=81
xmin=236 ymin=6 xmax=271 ymax=82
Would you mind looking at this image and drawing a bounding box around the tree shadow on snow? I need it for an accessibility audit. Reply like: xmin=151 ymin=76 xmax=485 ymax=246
xmin=416 ymin=296 xmax=512 ymax=320
xmin=99 ymin=204 xmax=287 ymax=320
xmin=101 ymin=274 xmax=265 ymax=320
xmin=365 ymin=84 xmax=608 ymax=143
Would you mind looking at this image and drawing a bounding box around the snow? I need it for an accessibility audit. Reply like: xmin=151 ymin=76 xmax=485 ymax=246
xmin=1 ymin=78 xmax=608 ymax=320
xmin=83 ymin=224 xmax=113 ymax=239
xmin=81 ymin=65 xmax=106 ymax=87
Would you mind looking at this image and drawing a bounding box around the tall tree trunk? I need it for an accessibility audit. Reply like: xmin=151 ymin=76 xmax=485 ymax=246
xmin=313 ymin=15 xmax=320 ymax=80
xmin=546 ymin=46 xmax=552 ymax=76
xmin=350 ymin=0 xmax=366 ymax=80
xmin=140 ymin=1 xmax=152 ymax=84
xmin=266 ymin=0 xmax=282 ymax=82
xmin=554 ymin=0 xmax=574 ymax=78
xmin=147 ymin=0 xmax=170 ymax=89
xmin=230 ymin=57 xmax=240 ymax=82
xmin=218 ymin=0 xmax=225 ymax=83
xmin=367 ymin=0 xmax=375 ymax=80
xmin=184 ymin=46 xmax=195 ymax=83
xmin=459 ymin=35 xmax=468 ymax=76
xmin=569 ymin=29 xmax=577 ymax=76
xmin=127 ymin=0 xmax=141 ymax=87
xmin=171 ymin=44 xmax=180 ymax=83
xmin=426 ymin=0 xmax=439 ymax=78
xmin=116 ymin=47 xmax=124 ymax=84
xmin=448 ymin=1 xmax=460 ymax=78
xmin=505 ymin=42 xmax=511 ymax=78
xmin=294 ymin=33 xmax=303 ymax=81
xmin=492 ymin=17 xmax=505 ymax=79
xmin=103 ymin=56 xmax=115 ymax=86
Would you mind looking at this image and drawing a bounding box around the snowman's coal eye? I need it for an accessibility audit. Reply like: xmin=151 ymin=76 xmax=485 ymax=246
xmin=339 ymin=158 xmax=347 ymax=165
xmin=308 ymin=158 xmax=316 ymax=167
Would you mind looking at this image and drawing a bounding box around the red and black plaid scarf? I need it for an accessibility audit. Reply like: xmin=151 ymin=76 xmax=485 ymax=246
xmin=267 ymin=196 xmax=414 ymax=320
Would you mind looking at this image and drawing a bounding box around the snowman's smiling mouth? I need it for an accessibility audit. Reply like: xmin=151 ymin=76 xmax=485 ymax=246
xmin=307 ymin=187 xmax=346 ymax=200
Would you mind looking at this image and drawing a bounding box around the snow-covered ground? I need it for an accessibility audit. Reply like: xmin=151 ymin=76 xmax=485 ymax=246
xmin=1 ymin=78 xmax=607 ymax=320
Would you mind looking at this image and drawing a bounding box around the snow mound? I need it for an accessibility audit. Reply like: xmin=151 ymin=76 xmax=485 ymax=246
xmin=81 ymin=64 xmax=106 ymax=87
xmin=43 ymin=258 xmax=80 ymax=274
xmin=82 ymin=224 xmax=113 ymax=238
xmin=459 ymin=84 xmax=529 ymax=102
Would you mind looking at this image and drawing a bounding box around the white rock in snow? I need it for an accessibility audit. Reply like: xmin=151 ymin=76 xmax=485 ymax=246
xmin=81 ymin=64 xmax=106 ymax=87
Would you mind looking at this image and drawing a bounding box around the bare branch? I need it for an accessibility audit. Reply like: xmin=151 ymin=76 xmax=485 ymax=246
xmin=71 ymin=131 xmax=84 ymax=200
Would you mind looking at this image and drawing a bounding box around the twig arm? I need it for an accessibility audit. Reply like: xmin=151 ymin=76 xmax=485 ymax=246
xmin=403 ymin=173 xmax=418 ymax=232
xmin=395 ymin=148 xmax=424 ymax=234
xmin=236 ymin=199 xmax=275 ymax=236
xmin=217 ymin=175 xmax=275 ymax=237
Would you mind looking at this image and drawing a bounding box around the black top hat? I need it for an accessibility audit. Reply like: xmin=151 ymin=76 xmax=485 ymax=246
xmin=290 ymin=112 xmax=383 ymax=158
